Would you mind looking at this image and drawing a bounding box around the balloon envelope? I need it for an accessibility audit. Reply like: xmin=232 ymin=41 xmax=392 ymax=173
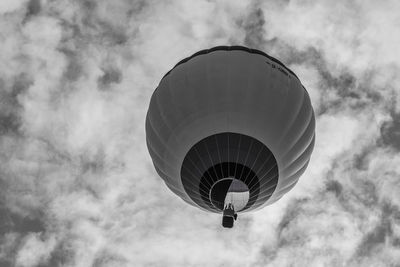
xmin=146 ymin=46 xmax=315 ymax=214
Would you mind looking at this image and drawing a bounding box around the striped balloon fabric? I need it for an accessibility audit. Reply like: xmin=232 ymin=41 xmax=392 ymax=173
xmin=146 ymin=46 xmax=315 ymax=215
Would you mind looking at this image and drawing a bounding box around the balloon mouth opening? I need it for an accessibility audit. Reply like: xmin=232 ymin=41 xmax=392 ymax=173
xmin=209 ymin=178 xmax=249 ymax=211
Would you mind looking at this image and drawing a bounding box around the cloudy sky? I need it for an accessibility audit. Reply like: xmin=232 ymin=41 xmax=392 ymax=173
xmin=0 ymin=0 xmax=400 ymax=266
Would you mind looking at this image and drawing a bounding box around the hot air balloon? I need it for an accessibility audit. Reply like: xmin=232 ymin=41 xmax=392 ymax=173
xmin=146 ymin=46 xmax=315 ymax=228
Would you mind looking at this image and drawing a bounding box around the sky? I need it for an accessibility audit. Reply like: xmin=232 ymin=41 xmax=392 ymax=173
xmin=0 ymin=0 xmax=400 ymax=266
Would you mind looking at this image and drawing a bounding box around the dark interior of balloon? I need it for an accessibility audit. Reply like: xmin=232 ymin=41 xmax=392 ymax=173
xmin=181 ymin=132 xmax=279 ymax=213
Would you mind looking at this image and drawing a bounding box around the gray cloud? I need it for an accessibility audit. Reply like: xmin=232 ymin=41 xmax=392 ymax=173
xmin=241 ymin=7 xmax=266 ymax=49
xmin=25 ymin=0 xmax=41 ymax=19
xmin=381 ymin=112 xmax=400 ymax=150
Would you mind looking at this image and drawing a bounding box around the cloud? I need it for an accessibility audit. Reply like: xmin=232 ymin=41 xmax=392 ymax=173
xmin=0 ymin=0 xmax=28 ymax=14
xmin=0 ymin=0 xmax=399 ymax=266
xmin=15 ymin=233 xmax=57 ymax=267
